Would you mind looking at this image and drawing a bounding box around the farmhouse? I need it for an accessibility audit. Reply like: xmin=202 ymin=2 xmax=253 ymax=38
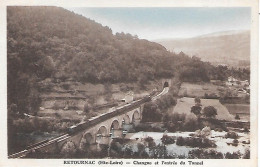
xmin=121 ymin=91 xmax=134 ymax=103
xmin=226 ymin=76 xmax=239 ymax=86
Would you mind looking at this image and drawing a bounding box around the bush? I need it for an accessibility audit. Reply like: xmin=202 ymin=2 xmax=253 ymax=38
xmin=176 ymin=137 xmax=185 ymax=146
xmin=142 ymin=102 xmax=162 ymax=122
xmin=123 ymin=145 xmax=133 ymax=158
xmin=164 ymin=121 xmax=176 ymax=132
xmin=243 ymin=127 xmax=249 ymax=132
xmin=176 ymin=137 xmax=216 ymax=148
xmin=183 ymin=114 xmax=198 ymax=131
xmin=54 ymin=112 xmax=62 ymax=118
xmin=161 ymin=135 xmax=175 ymax=145
xmin=188 ymin=149 xmax=224 ymax=159
xmin=170 ymin=112 xmax=186 ymax=124
xmin=134 ymin=123 xmax=166 ymax=132
xmin=142 ymin=94 xmax=176 ymax=123
xmin=243 ymin=149 xmax=250 ymax=159
xmin=194 ymin=97 xmax=201 ymax=105
xmin=232 ymin=139 xmax=239 ymax=146
xmin=235 ymin=114 xmax=240 ymax=120
xmin=149 ymin=144 xmax=168 ymax=158
xmin=61 ymin=83 xmax=70 ymax=90
xmin=225 ymin=131 xmax=238 ymax=139
xmin=214 ymin=128 xmax=223 ymax=132
xmin=144 ymin=136 xmax=156 ymax=147
xmin=170 ymin=113 xmax=185 ymax=130
xmin=108 ymin=141 xmax=123 ymax=157
xmin=203 ymin=106 xmax=217 ymax=118
xmin=164 ymin=112 xmax=200 ymax=132
xmin=200 ymin=118 xmax=228 ymax=132
xmin=83 ymin=103 xmax=90 ymax=113
xmin=60 ymin=141 xmax=77 ymax=158
xmin=204 ymin=93 xmax=218 ymax=99
xmin=225 ymin=151 xmax=241 ymax=159
xmin=207 ymin=149 xmax=224 ymax=159
xmin=190 ymin=105 xmax=202 ymax=115
xmin=12 ymin=117 xmax=80 ymax=134
xmin=233 ymin=139 xmax=239 ymax=144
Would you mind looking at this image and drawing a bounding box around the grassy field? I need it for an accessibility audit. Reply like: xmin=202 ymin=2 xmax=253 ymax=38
xmin=178 ymin=82 xmax=225 ymax=98
xmin=172 ymin=97 xmax=233 ymax=121
xmin=224 ymin=104 xmax=250 ymax=121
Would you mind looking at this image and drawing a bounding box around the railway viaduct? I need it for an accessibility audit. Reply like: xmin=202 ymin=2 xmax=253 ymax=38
xmin=9 ymin=79 xmax=171 ymax=158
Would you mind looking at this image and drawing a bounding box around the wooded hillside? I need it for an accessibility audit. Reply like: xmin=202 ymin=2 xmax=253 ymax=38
xmin=7 ymin=6 xmax=249 ymax=114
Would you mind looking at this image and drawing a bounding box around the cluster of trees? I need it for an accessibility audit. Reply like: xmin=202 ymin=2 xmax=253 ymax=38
xmin=142 ymin=94 xmax=176 ymax=122
xmin=188 ymin=149 xmax=250 ymax=159
xmin=109 ymin=135 xmax=175 ymax=159
xmin=157 ymin=98 xmax=219 ymax=133
xmin=176 ymin=136 xmax=216 ymax=148
xmin=190 ymin=98 xmax=218 ymax=118
xmin=213 ymin=65 xmax=250 ymax=82
xmin=162 ymin=112 xmax=199 ymax=132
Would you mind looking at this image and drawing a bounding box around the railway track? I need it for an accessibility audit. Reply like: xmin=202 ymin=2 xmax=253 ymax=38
xmin=9 ymin=87 xmax=168 ymax=159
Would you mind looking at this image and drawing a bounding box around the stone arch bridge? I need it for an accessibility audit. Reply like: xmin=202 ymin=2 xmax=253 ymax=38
xmin=9 ymin=80 xmax=171 ymax=158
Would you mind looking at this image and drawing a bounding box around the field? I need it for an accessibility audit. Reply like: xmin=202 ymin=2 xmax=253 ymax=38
xmin=178 ymin=82 xmax=225 ymax=98
xmin=172 ymin=97 xmax=233 ymax=121
xmin=224 ymin=104 xmax=250 ymax=121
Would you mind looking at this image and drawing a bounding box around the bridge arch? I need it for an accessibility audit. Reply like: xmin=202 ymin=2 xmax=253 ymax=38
xmin=122 ymin=114 xmax=132 ymax=132
xmin=96 ymin=126 xmax=109 ymax=145
xmin=110 ymin=119 xmax=121 ymax=138
xmin=110 ymin=120 xmax=120 ymax=131
xmin=123 ymin=115 xmax=131 ymax=124
xmin=79 ymin=133 xmax=95 ymax=153
xmin=132 ymin=110 xmax=140 ymax=123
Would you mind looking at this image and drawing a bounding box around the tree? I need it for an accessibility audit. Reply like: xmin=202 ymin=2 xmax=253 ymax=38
xmin=235 ymin=114 xmax=240 ymax=120
xmin=138 ymin=74 xmax=149 ymax=90
xmin=27 ymin=88 xmax=41 ymax=115
xmin=203 ymin=106 xmax=217 ymax=118
xmin=161 ymin=135 xmax=175 ymax=145
xmin=194 ymin=97 xmax=201 ymax=105
xmin=144 ymin=136 xmax=156 ymax=147
xmin=83 ymin=102 xmax=90 ymax=113
xmin=9 ymin=103 xmax=18 ymax=114
xmin=142 ymin=102 xmax=162 ymax=122
xmin=190 ymin=105 xmax=202 ymax=116
xmin=60 ymin=141 xmax=77 ymax=158
xmin=184 ymin=114 xmax=198 ymax=131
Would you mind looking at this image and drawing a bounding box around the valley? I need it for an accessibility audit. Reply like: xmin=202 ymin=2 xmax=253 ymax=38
xmin=7 ymin=6 xmax=251 ymax=159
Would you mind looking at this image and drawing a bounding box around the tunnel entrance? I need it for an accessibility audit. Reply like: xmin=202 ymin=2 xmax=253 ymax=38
xmin=163 ymin=81 xmax=169 ymax=88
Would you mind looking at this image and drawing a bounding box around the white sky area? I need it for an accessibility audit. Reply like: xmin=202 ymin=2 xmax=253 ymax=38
xmin=66 ymin=8 xmax=250 ymax=40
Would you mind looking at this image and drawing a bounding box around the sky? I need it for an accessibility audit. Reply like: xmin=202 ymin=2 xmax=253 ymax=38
xmin=67 ymin=7 xmax=250 ymax=40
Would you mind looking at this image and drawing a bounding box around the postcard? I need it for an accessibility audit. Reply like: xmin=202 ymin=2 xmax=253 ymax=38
xmin=0 ymin=0 xmax=258 ymax=166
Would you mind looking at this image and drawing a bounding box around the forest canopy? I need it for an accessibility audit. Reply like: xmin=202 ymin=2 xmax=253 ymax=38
xmin=7 ymin=6 xmax=250 ymax=114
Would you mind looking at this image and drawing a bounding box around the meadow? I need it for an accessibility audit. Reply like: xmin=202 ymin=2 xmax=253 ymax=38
xmin=224 ymin=104 xmax=250 ymax=121
xmin=178 ymin=82 xmax=224 ymax=98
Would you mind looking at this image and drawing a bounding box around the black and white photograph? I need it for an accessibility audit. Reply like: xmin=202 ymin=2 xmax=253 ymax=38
xmin=0 ymin=0 xmax=258 ymax=166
